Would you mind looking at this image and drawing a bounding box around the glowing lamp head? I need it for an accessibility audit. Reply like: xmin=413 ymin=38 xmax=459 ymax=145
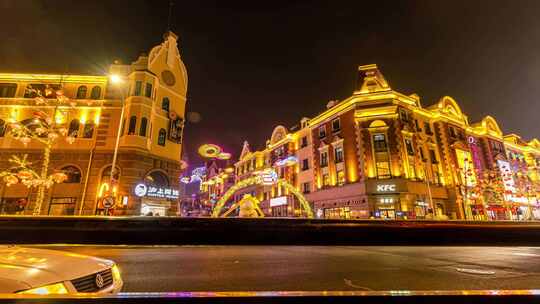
xmin=110 ymin=74 xmax=122 ymax=84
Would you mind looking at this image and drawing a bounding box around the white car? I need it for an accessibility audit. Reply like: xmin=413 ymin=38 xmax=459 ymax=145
xmin=0 ymin=246 xmax=123 ymax=295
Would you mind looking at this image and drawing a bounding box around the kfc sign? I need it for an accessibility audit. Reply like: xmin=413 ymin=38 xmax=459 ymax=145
xmin=376 ymin=184 xmax=397 ymax=192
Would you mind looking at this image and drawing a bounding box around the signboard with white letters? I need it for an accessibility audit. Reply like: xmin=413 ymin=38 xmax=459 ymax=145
xmin=376 ymin=184 xmax=397 ymax=192
xmin=270 ymin=196 xmax=287 ymax=207
xmin=134 ymin=183 xmax=179 ymax=199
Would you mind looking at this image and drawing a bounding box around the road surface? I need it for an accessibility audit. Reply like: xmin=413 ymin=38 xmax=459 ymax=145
xmin=29 ymin=245 xmax=540 ymax=292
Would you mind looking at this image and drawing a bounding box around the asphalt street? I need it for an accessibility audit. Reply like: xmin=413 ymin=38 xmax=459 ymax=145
xmin=31 ymin=245 xmax=540 ymax=292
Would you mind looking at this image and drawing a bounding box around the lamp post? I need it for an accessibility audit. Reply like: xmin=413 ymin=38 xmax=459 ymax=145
xmin=107 ymin=74 xmax=126 ymax=215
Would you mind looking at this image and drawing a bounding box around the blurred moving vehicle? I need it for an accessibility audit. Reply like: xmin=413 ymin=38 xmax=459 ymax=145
xmin=0 ymin=246 xmax=122 ymax=294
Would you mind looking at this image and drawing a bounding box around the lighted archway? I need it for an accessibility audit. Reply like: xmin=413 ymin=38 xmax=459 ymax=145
xmin=211 ymin=175 xmax=314 ymax=218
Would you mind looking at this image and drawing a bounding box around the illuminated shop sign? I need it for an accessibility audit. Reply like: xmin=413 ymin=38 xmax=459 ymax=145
xmin=496 ymin=160 xmax=528 ymax=203
xmin=376 ymin=184 xmax=397 ymax=192
xmin=270 ymin=196 xmax=287 ymax=207
xmin=134 ymin=183 xmax=179 ymax=199
xmin=256 ymin=169 xmax=279 ymax=186
xmin=274 ymin=156 xmax=298 ymax=167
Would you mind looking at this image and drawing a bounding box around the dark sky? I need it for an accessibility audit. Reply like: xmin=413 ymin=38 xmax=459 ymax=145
xmin=2 ymin=0 xmax=540 ymax=167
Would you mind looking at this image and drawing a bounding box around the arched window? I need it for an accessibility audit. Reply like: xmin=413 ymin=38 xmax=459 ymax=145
xmin=158 ymin=128 xmax=166 ymax=146
xmin=139 ymin=117 xmax=148 ymax=137
xmin=61 ymin=166 xmax=82 ymax=183
xmin=128 ymin=116 xmax=137 ymax=135
xmin=76 ymin=86 xmax=87 ymax=99
xmin=90 ymin=86 xmax=101 ymax=99
xmin=100 ymin=166 xmax=121 ymax=187
xmin=68 ymin=119 xmax=80 ymax=137
xmin=144 ymin=170 xmax=170 ymax=187
xmin=0 ymin=119 xmax=5 ymax=137
xmin=162 ymin=97 xmax=170 ymax=112
xmin=83 ymin=121 xmax=95 ymax=138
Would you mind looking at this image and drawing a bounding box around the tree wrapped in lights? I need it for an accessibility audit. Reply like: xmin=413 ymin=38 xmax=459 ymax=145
xmin=1 ymin=85 xmax=77 ymax=215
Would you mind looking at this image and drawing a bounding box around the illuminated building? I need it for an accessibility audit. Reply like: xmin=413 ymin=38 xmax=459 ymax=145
xmin=199 ymin=160 xmax=235 ymax=214
xmin=235 ymin=64 xmax=540 ymax=220
xmin=0 ymin=32 xmax=188 ymax=216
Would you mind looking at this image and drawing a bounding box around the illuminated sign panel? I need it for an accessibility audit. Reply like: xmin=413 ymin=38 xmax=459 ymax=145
xmin=376 ymin=184 xmax=397 ymax=192
xmin=134 ymin=183 xmax=179 ymax=199
xmin=496 ymin=160 xmax=527 ymax=203
xmin=270 ymin=196 xmax=288 ymax=207
xmin=256 ymin=169 xmax=278 ymax=186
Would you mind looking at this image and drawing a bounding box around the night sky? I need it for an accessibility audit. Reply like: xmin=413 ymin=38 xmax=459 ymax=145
xmin=2 ymin=0 xmax=540 ymax=167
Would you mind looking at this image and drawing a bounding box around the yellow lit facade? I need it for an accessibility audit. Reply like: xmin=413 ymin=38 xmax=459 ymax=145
xmin=234 ymin=64 xmax=540 ymax=220
xmin=0 ymin=32 xmax=188 ymax=216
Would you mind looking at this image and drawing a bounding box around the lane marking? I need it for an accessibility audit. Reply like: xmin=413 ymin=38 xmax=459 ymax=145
xmin=512 ymin=252 xmax=540 ymax=257
xmin=343 ymin=279 xmax=373 ymax=290
xmin=456 ymin=268 xmax=495 ymax=275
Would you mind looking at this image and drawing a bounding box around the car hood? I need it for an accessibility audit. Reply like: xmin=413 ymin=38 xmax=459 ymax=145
xmin=0 ymin=246 xmax=113 ymax=292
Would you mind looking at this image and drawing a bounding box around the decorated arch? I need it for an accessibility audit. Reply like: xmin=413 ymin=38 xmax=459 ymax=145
xmin=438 ymin=96 xmax=464 ymax=119
xmin=211 ymin=169 xmax=314 ymax=218
xmin=270 ymin=125 xmax=288 ymax=145
xmin=481 ymin=116 xmax=503 ymax=137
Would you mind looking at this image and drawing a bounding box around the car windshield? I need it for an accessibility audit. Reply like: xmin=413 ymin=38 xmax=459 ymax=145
xmin=1 ymin=0 xmax=540 ymax=302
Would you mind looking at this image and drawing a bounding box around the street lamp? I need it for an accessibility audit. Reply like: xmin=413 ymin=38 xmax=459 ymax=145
xmin=108 ymin=74 xmax=127 ymax=214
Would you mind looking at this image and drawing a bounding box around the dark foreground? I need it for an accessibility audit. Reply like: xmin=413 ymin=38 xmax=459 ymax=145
xmin=5 ymin=217 xmax=540 ymax=246
xmin=29 ymin=245 xmax=540 ymax=292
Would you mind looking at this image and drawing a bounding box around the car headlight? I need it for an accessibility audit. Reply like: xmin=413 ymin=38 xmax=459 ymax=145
xmin=18 ymin=282 xmax=68 ymax=295
xmin=111 ymin=264 xmax=122 ymax=283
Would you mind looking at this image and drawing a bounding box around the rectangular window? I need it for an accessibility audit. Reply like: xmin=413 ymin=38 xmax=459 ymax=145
xmin=424 ymin=122 xmax=433 ymax=135
xmin=0 ymin=83 xmax=17 ymax=97
xmin=48 ymin=198 xmax=76 ymax=216
xmin=414 ymin=120 xmax=421 ymax=132
xmin=145 ymin=83 xmax=153 ymax=98
xmin=323 ymin=174 xmax=330 ymax=187
xmin=419 ymin=148 xmax=426 ymax=161
xmin=399 ymin=109 xmax=409 ymax=122
xmin=332 ymin=118 xmax=341 ymax=132
xmin=431 ymin=163 xmax=442 ymax=184
xmin=449 ymin=126 xmax=456 ymax=138
xmin=320 ymin=151 xmax=328 ymax=167
xmin=134 ymin=81 xmax=142 ymax=96
xmin=301 ymin=136 xmax=308 ymax=148
xmin=375 ymin=160 xmax=391 ymax=179
xmin=319 ymin=126 xmax=326 ymax=138
xmin=373 ymin=134 xmax=387 ymax=152
xmin=302 ymin=182 xmax=311 ymax=194
xmin=405 ymin=139 xmax=414 ymax=156
xmin=429 ymin=149 xmax=438 ymax=164
xmin=302 ymin=159 xmax=309 ymax=171
xmin=373 ymin=134 xmax=391 ymax=179
xmin=334 ymin=146 xmax=344 ymax=163
xmin=337 ymin=170 xmax=345 ymax=186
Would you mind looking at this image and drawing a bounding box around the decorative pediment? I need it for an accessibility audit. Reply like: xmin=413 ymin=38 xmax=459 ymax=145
xmin=471 ymin=116 xmax=503 ymax=138
xmin=330 ymin=135 xmax=344 ymax=146
xmin=438 ymin=96 xmax=464 ymax=119
xmin=239 ymin=141 xmax=251 ymax=160
xmin=270 ymin=125 xmax=288 ymax=145
xmin=529 ymin=138 xmax=540 ymax=149
xmin=356 ymin=64 xmax=391 ymax=94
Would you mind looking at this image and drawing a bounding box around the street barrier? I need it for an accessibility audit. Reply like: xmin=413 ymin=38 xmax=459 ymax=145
xmin=1 ymin=216 xmax=540 ymax=245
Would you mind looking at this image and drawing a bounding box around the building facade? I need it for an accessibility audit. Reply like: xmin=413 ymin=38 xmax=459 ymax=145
xmin=0 ymin=32 xmax=188 ymax=216
xmin=234 ymin=64 xmax=540 ymax=220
